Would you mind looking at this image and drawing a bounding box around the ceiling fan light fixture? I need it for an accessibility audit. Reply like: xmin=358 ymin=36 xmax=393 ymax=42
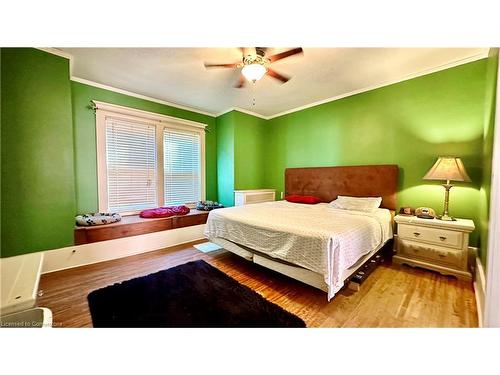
xmin=242 ymin=63 xmax=267 ymax=82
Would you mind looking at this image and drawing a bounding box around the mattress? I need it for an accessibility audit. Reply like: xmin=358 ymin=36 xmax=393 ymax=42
xmin=204 ymin=201 xmax=392 ymax=299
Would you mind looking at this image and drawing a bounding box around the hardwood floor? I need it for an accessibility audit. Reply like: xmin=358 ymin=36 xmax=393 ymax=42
xmin=37 ymin=241 xmax=478 ymax=328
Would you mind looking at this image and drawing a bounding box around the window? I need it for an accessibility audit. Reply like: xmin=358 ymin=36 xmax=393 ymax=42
xmin=95 ymin=101 xmax=206 ymax=214
xmin=106 ymin=118 xmax=158 ymax=212
xmin=164 ymin=129 xmax=201 ymax=205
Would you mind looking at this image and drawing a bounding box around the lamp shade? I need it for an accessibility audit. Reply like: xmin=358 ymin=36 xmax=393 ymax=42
xmin=423 ymin=156 xmax=471 ymax=182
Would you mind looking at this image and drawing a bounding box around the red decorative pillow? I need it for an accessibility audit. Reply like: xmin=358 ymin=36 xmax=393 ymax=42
xmin=285 ymin=195 xmax=322 ymax=204
xmin=140 ymin=205 xmax=190 ymax=218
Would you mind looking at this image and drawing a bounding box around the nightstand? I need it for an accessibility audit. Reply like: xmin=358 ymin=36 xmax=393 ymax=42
xmin=393 ymin=215 xmax=475 ymax=281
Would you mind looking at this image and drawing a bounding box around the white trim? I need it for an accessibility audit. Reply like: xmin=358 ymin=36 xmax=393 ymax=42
xmin=473 ymin=256 xmax=486 ymax=327
xmin=266 ymin=51 xmax=489 ymax=120
xmin=40 ymin=224 xmax=205 ymax=274
xmin=95 ymin=109 xmax=108 ymax=213
xmin=72 ymin=76 xmax=216 ymax=118
xmin=214 ymin=107 xmax=237 ymax=118
xmin=485 ymin=51 xmax=500 ymax=328
xmin=95 ymin=102 xmax=206 ymax=213
xmin=39 ymin=47 xmax=489 ymax=120
xmin=36 ymin=47 xmax=73 ymax=60
xmin=36 ymin=48 xmax=216 ymax=118
xmin=215 ymin=107 xmax=271 ymax=120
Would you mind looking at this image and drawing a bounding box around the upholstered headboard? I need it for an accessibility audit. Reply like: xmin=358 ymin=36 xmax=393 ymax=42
xmin=284 ymin=164 xmax=399 ymax=210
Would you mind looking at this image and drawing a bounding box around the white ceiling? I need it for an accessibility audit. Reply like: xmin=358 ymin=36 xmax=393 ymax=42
xmin=58 ymin=47 xmax=489 ymax=118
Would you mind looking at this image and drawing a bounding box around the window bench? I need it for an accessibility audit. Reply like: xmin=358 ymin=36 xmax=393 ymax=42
xmin=74 ymin=209 xmax=209 ymax=245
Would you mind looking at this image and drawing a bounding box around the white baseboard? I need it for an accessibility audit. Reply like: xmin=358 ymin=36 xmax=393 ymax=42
xmin=41 ymin=224 xmax=206 ymax=274
xmin=473 ymin=256 xmax=486 ymax=327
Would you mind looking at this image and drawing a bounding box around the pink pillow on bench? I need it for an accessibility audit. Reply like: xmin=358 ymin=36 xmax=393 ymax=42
xmin=139 ymin=205 xmax=190 ymax=218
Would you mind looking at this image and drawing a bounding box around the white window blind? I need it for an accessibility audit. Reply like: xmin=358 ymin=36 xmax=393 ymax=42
xmin=164 ymin=129 xmax=201 ymax=205
xmin=105 ymin=118 xmax=157 ymax=212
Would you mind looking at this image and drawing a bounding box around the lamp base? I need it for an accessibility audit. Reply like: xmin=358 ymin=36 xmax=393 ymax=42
xmin=437 ymin=214 xmax=456 ymax=221
xmin=438 ymin=182 xmax=456 ymax=221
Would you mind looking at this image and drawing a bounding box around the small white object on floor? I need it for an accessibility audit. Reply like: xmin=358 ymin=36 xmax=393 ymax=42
xmin=193 ymin=242 xmax=223 ymax=253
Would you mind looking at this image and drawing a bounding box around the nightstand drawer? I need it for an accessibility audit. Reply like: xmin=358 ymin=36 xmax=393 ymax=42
xmin=398 ymin=224 xmax=463 ymax=249
xmin=400 ymin=240 xmax=464 ymax=268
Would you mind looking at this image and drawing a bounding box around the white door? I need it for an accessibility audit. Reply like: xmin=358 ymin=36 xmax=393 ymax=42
xmin=485 ymin=51 xmax=500 ymax=327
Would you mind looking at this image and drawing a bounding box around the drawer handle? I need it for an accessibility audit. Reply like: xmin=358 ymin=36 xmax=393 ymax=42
xmin=413 ymin=248 xmax=420 ymax=253
xmin=438 ymin=254 xmax=447 ymax=258
xmin=413 ymin=232 xmax=421 ymax=237
xmin=439 ymin=236 xmax=447 ymax=241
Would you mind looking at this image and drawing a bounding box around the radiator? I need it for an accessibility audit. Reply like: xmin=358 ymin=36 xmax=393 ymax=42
xmin=234 ymin=189 xmax=276 ymax=206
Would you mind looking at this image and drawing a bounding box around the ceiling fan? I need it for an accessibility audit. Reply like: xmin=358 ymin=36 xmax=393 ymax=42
xmin=204 ymin=47 xmax=303 ymax=88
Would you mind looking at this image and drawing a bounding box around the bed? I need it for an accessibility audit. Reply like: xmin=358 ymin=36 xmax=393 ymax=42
xmin=205 ymin=165 xmax=399 ymax=300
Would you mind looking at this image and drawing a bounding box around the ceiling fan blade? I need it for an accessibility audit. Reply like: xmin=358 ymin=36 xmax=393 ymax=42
xmin=266 ymin=68 xmax=290 ymax=83
xmin=268 ymin=47 xmax=303 ymax=63
xmin=204 ymin=62 xmax=239 ymax=69
xmin=235 ymin=75 xmax=246 ymax=88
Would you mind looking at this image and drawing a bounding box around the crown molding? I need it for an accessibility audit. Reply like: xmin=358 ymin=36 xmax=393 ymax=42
xmin=37 ymin=47 xmax=73 ymax=60
xmin=36 ymin=48 xmax=216 ymax=118
xmin=36 ymin=47 xmax=490 ymax=121
xmin=265 ymin=51 xmax=490 ymax=120
xmin=70 ymin=77 xmax=216 ymax=117
xmin=215 ymin=107 xmax=271 ymax=120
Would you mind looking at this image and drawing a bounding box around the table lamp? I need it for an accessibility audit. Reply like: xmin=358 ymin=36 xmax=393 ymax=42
xmin=423 ymin=156 xmax=471 ymax=221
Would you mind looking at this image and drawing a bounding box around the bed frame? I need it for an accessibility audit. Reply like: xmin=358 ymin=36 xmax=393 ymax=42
xmin=212 ymin=164 xmax=399 ymax=295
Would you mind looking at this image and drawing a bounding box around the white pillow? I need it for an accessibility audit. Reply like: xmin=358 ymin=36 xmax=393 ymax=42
xmin=330 ymin=196 xmax=382 ymax=212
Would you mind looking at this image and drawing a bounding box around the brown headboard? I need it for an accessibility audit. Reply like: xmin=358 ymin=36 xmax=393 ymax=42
xmin=285 ymin=164 xmax=399 ymax=210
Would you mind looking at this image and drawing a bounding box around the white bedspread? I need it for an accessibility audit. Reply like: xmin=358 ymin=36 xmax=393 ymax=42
xmin=204 ymin=201 xmax=392 ymax=299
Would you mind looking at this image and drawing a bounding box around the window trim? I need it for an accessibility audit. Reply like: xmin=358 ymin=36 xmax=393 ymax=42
xmin=95 ymin=101 xmax=206 ymax=215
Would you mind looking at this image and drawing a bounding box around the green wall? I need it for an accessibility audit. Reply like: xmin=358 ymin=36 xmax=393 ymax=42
xmin=1 ymin=48 xmax=218 ymax=258
xmin=1 ymin=48 xmax=497 ymax=262
xmin=261 ymin=59 xmax=494 ymax=249
xmin=1 ymin=48 xmax=76 ymax=257
xmin=234 ymin=111 xmax=267 ymax=190
xmin=216 ymin=112 xmax=235 ymax=206
xmin=72 ymin=81 xmax=217 ymax=213
xmin=215 ymin=110 xmax=267 ymax=206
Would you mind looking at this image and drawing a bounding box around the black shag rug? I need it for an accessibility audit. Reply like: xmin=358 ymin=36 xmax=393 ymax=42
xmin=87 ymin=260 xmax=305 ymax=328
